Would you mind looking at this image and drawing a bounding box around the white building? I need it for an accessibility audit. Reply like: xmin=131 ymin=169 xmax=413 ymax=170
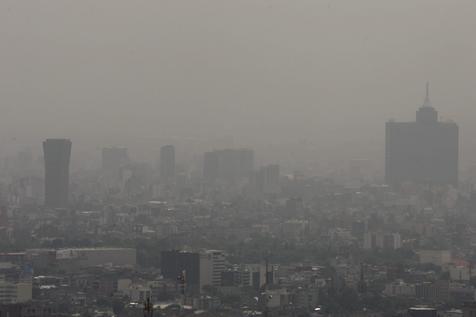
xmin=383 ymin=280 xmax=416 ymax=297
xmin=363 ymin=232 xmax=402 ymax=250
xmin=0 ymin=277 xmax=32 ymax=304
xmin=199 ymin=250 xmax=225 ymax=290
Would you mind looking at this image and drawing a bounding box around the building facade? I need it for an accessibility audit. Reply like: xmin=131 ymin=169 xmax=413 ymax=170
xmin=159 ymin=145 xmax=175 ymax=185
xmin=385 ymin=86 xmax=458 ymax=185
xmin=43 ymin=139 xmax=72 ymax=208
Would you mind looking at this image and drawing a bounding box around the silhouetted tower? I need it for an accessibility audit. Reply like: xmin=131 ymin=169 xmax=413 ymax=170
xmin=160 ymin=145 xmax=175 ymax=185
xmin=385 ymin=83 xmax=458 ymax=185
xmin=43 ymin=139 xmax=72 ymax=208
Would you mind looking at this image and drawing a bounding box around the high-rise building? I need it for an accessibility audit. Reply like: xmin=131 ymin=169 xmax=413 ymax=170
xmin=101 ymin=147 xmax=129 ymax=189
xmin=43 ymin=139 xmax=72 ymax=208
xmin=203 ymin=149 xmax=254 ymax=184
xmin=255 ymin=164 xmax=280 ymax=195
xmin=159 ymin=145 xmax=175 ymax=184
xmin=199 ymin=250 xmax=225 ymax=290
xmin=160 ymin=250 xmax=200 ymax=290
xmin=385 ymin=84 xmax=458 ymax=185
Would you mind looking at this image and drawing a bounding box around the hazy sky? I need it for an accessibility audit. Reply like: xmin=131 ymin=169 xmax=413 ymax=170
xmin=1 ymin=0 xmax=476 ymax=170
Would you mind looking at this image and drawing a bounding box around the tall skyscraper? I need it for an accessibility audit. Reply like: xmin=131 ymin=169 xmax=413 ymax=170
xmin=385 ymin=84 xmax=458 ymax=185
xmin=43 ymin=139 xmax=72 ymax=208
xmin=159 ymin=145 xmax=175 ymax=184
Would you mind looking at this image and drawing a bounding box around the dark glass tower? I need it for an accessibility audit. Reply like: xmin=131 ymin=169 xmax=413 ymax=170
xmin=43 ymin=139 xmax=72 ymax=208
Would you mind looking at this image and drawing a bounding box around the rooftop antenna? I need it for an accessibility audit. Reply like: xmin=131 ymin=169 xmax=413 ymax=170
xmin=423 ymin=81 xmax=432 ymax=107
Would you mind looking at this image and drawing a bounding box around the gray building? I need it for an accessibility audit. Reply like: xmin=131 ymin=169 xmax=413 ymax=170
xmin=43 ymin=139 xmax=72 ymax=208
xmin=255 ymin=164 xmax=280 ymax=195
xmin=385 ymin=85 xmax=458 ymax=185
xmin=159 ymin=145 xmax=175 ymax=184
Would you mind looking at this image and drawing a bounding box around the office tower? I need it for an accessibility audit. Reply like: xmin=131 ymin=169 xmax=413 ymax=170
xmin=385 ymin=84 xmax=458 ymax=185
xmin=203 ymin=149 xmax=254 ymax=184
xmin=102 ymin=147 xmax=129 ymax=173
xmin=199 ymin=250 xmax=225 ymax=290
xmin=43 ymin=139 xmax=72 ymax=208
xmin=255 ymin=164 xmax=280 ymax=195
xmin=160 ymin=251 xmax=200 ymax=291
xmin=159 ymin=145 xmax=175 ymax=184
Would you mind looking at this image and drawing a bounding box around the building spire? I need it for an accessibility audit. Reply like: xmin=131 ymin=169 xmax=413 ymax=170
xmin=423 ymin=81 xmax=432 ymax=107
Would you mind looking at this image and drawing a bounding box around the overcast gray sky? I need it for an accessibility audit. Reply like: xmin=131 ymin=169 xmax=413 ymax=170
xmin=1 ymin=0 xmax=475 ymax=170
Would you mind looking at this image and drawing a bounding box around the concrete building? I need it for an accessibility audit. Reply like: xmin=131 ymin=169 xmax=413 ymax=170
xmin=385 ymin=84 xmax=458 ymax=185
xmin=418 ymin=250 xmax=452 ymax=267
xmin=43 ymin=139 xmax=72 ymax=208
xmin=0 ymin=277 xmax=32 ymax=304
xmin=161 ymin=250 xmax=200 ymax=291
xmin=101 ymin=147 xmax=129 ymax=189
xmin=159 ymin=145 xmax=175 ymax=185
xmin=383 ymin=280 xmax=416 ymax=297
xmin=255 ymin=164 xmax=280 ymax=195
xmin=199 ymin=250 xmax=225 ymax=290
xmin=363 ymin=232 xmax=402 ymax=250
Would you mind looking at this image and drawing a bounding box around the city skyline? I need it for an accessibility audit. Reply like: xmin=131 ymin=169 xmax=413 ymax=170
xmin=2 ymin=0 xmax=476 ymax=170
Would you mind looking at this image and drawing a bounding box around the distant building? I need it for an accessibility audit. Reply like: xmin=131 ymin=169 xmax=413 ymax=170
xmin=0 ymin=277 xmax=32 ymax=305
xmin=159 ymin=145 xmax=175 ymax=184
xmin=203 ymin=149 xmax=253 ymax=184
xmin=160 ymin=250 xmax=225 ymax=293
xmin=255 ymin=164 xmax=280 ymax=195
xmin=43 ymin=139 xmax=72 ymax=208
xmin=199 ymin=250 xmax=226 ymax=290
xmin=160 ymin=250 xmax=200 ymax=291
xmin=418 ymin=250 xmax=452 ymax=267
xmin=101 ymin=147 xmax=129 ymax=189
xmin=239 ymin=263 xmax=276 ymax=290
xmin=383 ymin=280 xmax=416 ymax=297
xmin=0 ymin=302 xmax=57 ymax=317
xmin=363 ymin=232 xmax=401 ymax=250
xmin=415 ymin=280 xmax=450 ymax=302
xmin=385 ymin=84 xmax=458 ymax=185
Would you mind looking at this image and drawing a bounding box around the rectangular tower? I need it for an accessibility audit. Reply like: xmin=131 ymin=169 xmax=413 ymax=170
xmin=385 ymin=87 xmax=458 ymax=186
xmin=43 ymin=139 xmax=72 ymax=208
xmin=159 ymin=145 xmax=175 ymax=184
